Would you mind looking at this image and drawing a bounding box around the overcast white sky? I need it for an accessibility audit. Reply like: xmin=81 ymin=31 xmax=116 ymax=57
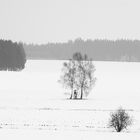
xmin=0 ymin=0 xmax=140 ymax=44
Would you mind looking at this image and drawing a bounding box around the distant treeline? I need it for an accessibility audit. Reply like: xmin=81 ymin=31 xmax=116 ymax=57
xmin=23 ymin=39 xmax=140 ymax=62
xmin=0 ymin=39 xmax=26 ymax=71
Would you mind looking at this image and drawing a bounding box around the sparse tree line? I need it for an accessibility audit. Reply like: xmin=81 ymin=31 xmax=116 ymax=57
xmin=0 ymin=39 xmax=26 ymax=71
xmin=23 ymin=38 xmax=140 ymax=62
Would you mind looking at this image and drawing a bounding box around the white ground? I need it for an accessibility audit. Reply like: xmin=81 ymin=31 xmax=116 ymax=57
xmin=0 ymin=60 xmax=140 ymax=140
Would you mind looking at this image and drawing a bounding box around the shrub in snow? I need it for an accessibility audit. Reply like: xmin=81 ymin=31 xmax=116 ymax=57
xmin=109 ymin=107 xmax=132 ymax=132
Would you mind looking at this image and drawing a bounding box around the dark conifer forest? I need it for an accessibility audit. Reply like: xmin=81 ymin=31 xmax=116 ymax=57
xmin=0 ymin=39 xmax=26 ymax=71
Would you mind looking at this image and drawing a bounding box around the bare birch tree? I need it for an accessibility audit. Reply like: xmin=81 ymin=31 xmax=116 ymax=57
xmin=59 ymin=52 xmax=96 ymax=99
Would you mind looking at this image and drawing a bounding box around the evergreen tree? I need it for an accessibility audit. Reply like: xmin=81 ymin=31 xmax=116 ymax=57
xmin=0 ymin=39 xmax=26 ymax=71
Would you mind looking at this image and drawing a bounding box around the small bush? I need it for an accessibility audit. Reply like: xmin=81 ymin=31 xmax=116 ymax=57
xmin=109 ymin=107 xmax=132 ymax=132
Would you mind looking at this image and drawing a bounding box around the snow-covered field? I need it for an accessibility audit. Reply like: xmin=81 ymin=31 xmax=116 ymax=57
xmin=0 ymin=60 xmax=140 ymax=140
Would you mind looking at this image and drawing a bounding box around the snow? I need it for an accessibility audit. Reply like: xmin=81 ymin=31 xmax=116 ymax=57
xmin=0 ymin=129 xmax=140 ymax=140
xmin=0 ymin=60 xmax=140 ymax=139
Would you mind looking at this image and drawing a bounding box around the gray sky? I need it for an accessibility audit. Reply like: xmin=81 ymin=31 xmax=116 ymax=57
xmin=0 ymin=0 xmax=140 ymax=43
